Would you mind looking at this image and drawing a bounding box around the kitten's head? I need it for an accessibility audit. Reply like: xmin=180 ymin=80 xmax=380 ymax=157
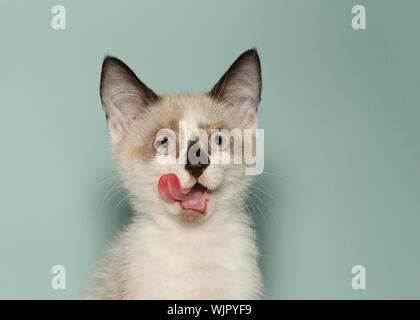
xmin=100 ymin=49 xmax=261 ymax=222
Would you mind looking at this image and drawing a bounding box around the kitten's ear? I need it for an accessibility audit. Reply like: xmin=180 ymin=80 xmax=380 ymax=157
xmin=100 ymin=56 xmax=159 ymax=143
xmin=209 ymin=49 xmax=262 ymax=129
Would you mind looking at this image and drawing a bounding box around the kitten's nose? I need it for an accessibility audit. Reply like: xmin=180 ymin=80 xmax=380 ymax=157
xmin=185 ymin=141 xmax=209 ymax=179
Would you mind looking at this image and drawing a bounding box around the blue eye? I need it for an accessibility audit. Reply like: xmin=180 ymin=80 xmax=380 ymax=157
xmin=161 ymin=136 xmax=168 ymax=148
xmin=209 ymin=132 xmax=230 ymax=151
xmin=153 ymin=133 xmax=176 ymax=155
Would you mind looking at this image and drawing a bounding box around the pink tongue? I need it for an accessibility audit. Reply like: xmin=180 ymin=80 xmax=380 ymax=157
xmin=158 ymin=174 xmax=209 ymax=213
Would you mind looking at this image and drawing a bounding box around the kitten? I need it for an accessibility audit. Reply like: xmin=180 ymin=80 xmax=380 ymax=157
xmin=86 ymin=49 xmax=263 ymax=299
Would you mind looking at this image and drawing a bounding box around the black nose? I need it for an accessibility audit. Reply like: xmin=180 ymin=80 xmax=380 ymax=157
xmin=185 ymin=141 xmax=209 ymax=178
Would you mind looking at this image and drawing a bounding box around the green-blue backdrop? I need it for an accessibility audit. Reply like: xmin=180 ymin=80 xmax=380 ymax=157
xmin=0 ymin=0 xmax=419 ymax=299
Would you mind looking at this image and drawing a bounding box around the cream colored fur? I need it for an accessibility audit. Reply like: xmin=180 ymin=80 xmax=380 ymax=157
xmin=86 ymin=50 xmax=263 ymax=299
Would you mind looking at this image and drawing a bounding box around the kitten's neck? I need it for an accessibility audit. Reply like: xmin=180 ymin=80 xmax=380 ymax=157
xmin=131 ymin=199 xmax=249 ymax=231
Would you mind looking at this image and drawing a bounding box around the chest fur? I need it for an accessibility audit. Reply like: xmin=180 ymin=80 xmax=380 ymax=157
xmin=123 ymin=221 xmax=258 ymax=299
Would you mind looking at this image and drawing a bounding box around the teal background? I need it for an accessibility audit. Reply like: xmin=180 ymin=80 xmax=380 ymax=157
xmin=0 ymin=0 xmax=419 ymax=299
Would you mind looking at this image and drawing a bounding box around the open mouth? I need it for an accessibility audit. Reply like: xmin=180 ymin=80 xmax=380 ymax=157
xmin=158 ymin=174 xmax=214 ymax=214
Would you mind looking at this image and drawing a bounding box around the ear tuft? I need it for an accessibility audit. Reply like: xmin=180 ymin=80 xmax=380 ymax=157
xmin=100 ymin=56 xmax=159 ymax=142
xmin=209 ymin=49 xmax=262 ymax=128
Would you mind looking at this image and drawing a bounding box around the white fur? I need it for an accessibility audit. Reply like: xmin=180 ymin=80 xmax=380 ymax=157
xmin=87 ymin=50 xmax=263 ymax=299
xmin=86 ymin=194 xmax=262 ymax=299
xmin=86 ymin=104 xmax=262 ymax=299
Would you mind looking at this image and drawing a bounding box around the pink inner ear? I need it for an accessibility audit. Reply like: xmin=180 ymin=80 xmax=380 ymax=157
xmin=231 ymin=99 xmax=258 ymax=129
xmin=107 ymin=108 xmax=145 ymax=143
xmin=242 ymin=107 xmax=258 ymax=128
xmin=107 ymin=117 xmax=127 ymax=143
